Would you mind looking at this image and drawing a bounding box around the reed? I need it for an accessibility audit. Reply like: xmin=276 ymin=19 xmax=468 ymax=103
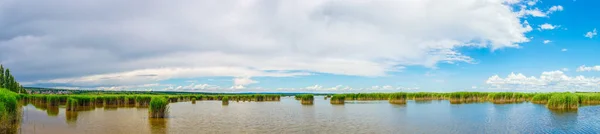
xmin=388 ymin=93 xmax=407 ymax=104
xmin=447 ymin=92 xmax=487 ymax=104
xmin=46 ymin=95 xmax=61 ymax=107
xmin=407 ymin=92 xmax=444 ymax=100
xmin=66 ymin=98 xmax=78 ymax=111
xmin=124 ymin=96 xmax=136 ymax=107
xmin=299 ymin=94 xmax=314 ymax=105
xmin=222 ymin=96 xmax=229 ymax=105
xmin=0 ymin=88 xmax=19 ymax=134
xmin=342 ymin=93 xmax=390 ymax=100
xmin=330 ymin=94 xmax=345 ymax=104
xmin=191 ymin=97 xmax=196 ymax=104
xmin=546 ymin=93 xmax=579 ymax=110
xmin=577 ymin=93 xmax=600 ymax=104
xmin=135 ymin=95 xmax=152 ymax=107
xmin=531 ymin=93 xmax=552 ymax=104
xmin=149 ymin=97 xmax=169 ymax=118
xmin=487 ymin=92 xmax=528 ymax=104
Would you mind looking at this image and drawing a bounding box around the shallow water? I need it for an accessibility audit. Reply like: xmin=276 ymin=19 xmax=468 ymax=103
xmin=19 ymin=97 xmax=600 ymax=134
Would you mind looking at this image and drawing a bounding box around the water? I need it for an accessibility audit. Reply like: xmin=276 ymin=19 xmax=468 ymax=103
xmin=20 ymin=97 xmax=600 ymax=134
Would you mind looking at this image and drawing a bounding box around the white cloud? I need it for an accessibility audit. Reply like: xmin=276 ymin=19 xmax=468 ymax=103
xmin=526 ymin=0 xmax=538 ymax=6
xmin=547 ymin=5 xmax=564 ymax=13
xmin=517 ymin=5 xmax=563 ymax=18
xmin=538 ymin=23 xmax=559 ymax=31
xmin=233 ymin=76 xmax=258 ymax=87
xmin=543 ymin=40 xmax=552 ymax=44
xmin=561 ymin=68 xmax=569 ymax=71
xmin=517 ymin=8 xmax=548 ymax=17
xmin=276 ymin=84 xmax=418 ymax=93
xmin=561 ymin=48 xmax=568 ymax=52
xmin=577 ymin=65 xmax=600 ymax=72
xmin=486 ymin=70 xmax=600 ymax=91
xmin=31 ymin=67 xmax=308 ymax=87
xmin=585 ymin=28 xmax=597 ymax=38
xmin=1 ymin=0 xmax=538 ymax=89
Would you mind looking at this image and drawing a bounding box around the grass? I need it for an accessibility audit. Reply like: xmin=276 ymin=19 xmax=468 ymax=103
xmin=486 ymin=92 xmax=530 ymax=104
xmin=149 ymin=97 xmax=169 ymax=118
xmin=578 ymin=93 xmax=600 ymax=104
xmin=547 ymin=93 xmax=579 ymax=110
xmin=0 ymin=88 xmax=19 ymax=133
xmin=222 ymin=96 xmax=229 ymax=105
xmin=330 ymin=94 xmax=345 ymax=104
xmin=298 ymin=94 xmax=314 ymax=105
xmin=388 ymin=93 xmax=407 ymax=104
xmin=531 ymin=93 xmax=553 ymax=104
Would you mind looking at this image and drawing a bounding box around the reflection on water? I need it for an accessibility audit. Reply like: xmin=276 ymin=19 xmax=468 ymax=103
xmin=65 ymin=111 xmax=78 ymax=125
xmin=47 ymin=106 xmax=59 ymax=116
xmin=149 ymin=118 xmax=167 ymax=134
xmin=18 ymin=97 xmax=600 ymax=133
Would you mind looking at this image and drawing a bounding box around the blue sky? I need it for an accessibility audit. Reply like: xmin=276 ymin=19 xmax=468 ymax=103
xmin=1 ymin=0 xmax=600 ymax=92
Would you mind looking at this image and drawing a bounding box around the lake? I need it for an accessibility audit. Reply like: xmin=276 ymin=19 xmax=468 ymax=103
xmin=19 ymin=96 xmax=600 ymax=134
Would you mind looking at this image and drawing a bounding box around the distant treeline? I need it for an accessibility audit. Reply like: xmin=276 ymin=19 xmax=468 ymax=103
xmin=0 ymin=64 xmax=26 ymax=94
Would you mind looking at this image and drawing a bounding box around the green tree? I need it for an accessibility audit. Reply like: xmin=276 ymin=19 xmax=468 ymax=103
xmin=0 ymin=65 xmax=4 ymax=88
xmin=0 ymin=64 xmax=26 ymax=94
xmin=4 ymin=69 xmax=9 ymax=90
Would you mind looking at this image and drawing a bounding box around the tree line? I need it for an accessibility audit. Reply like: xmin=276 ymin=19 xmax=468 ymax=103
xmin=0 ymin=64 xmax=26 ymax=94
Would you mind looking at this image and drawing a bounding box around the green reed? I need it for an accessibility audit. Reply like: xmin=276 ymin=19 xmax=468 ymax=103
xmin=546 ymin=93 xmax=579 ymax=110
xmin=149 ymin=97 xmax=169 ymax=118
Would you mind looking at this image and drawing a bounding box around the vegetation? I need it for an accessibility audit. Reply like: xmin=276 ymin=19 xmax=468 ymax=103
xmin=149 ymin=97 xmax=169 ymax=118
xmin=531 ymin=93 xmax=553 ymax=104
xmin=298 ymin=94 xmax=314 ymax=105
xmin=388 ymin=93 xmax=407 ymax=104
xmin=578 ymin=93 xmax=600 ymax=104
xmin=222 ymin=96 xmax=229 ymax=105
xmin=0 ymin=88 xmax=19 ymax=133
xmin=0 ymin=65 xmax=27 ymax=94
xmin=546 ymin=93 xmax=579 ymax=110
xmin=407 ymin=92 xmax=444 ymax=100
xmin=486 ymin=92 xmax=531 ymax=104
xmin=330 ymin=94 xmax=345 ymax=104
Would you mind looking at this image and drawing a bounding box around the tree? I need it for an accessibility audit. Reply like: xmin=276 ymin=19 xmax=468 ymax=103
xmin=4 ymin=69 xmax=9 ymax=90
xmin=0 ymin=65 xmax=4 ymax=88
xmin=0 ymin=64 xmax=26 ymax=94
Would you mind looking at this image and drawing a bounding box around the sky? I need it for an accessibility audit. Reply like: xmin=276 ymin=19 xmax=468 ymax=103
xmin=1 ymin=0 xmax=600 ymax=93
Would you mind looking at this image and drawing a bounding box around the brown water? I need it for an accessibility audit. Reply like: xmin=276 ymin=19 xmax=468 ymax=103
xmin=20 ymin=96 xmax=600 ymax=134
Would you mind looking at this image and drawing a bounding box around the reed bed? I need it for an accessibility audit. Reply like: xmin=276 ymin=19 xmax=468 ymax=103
xmin=299 ymin=94 xmax=314 ymax=105
xmin=149 ymin=97 xmax=169 ymax=118
xmin=0 ymin=88 xmax=19 ymax=133
xmin=407 ymin=92 xmax=444 ymax=100
xmin=546 ymin=93 xmax=579 ymax=110
xmin=388 ymin=93 xmax=407 ymax=104
xmin=531 ymin=93 xmax=553 ymax=104
xmin=577 ymin=93 xmax=600 ymax=104
xmin=446 ymin=92 xmax=488 ymax=104
xmin=222 ymin=96 xmax=229 ymax=105
xmin=330 ymin=94 xmax=345 ymax=104
xmin=486 ymin=92 xmax=530 ymax=104
xmin=341 ymin=93 xmax=390 ymax=100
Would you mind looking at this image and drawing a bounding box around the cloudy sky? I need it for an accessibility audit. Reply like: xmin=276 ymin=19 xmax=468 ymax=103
xmin=1 ymin=0 xmax=599 ymax=92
